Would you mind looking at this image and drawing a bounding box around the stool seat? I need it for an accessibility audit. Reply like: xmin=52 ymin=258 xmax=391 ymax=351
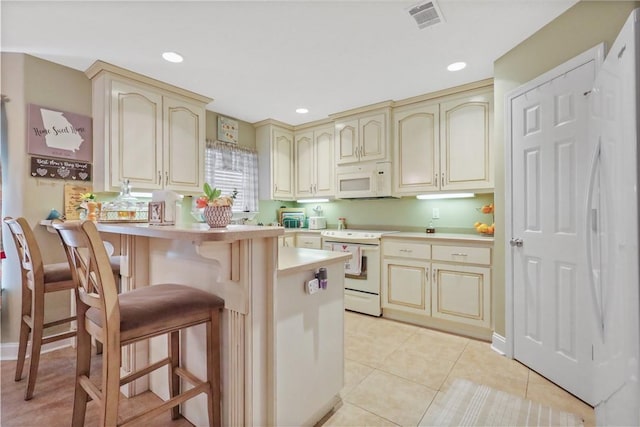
xmin=42 ymin=262 xmax=73 ymax=283
xmin=86 ymin=284 xmax=224 ymax=343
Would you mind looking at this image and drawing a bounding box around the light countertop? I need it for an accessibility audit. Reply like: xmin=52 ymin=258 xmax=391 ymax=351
xmin=94 ymin=222 xmax=284 ymax=242
xmin=385 ymin=232 xmax=494 ymax=244
xmin=278 ymin=247 xmax=351 ymax=276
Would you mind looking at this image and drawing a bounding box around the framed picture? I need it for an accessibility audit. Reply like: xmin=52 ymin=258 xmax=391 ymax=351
xmin=148 ymin=201 xmax=165 ymax=224
xmin=217 ymin=115 xmax=238 ymax=144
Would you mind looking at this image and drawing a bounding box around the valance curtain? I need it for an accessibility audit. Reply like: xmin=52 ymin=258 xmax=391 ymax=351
xmin=204 ymin=140 xmax=258 ymax=212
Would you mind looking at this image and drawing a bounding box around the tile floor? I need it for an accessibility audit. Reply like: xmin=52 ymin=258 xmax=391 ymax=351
xmin=1 ymin=312 xmax=595 ymax=426
xmin=320 ymin=311 xmax=595 ymax=427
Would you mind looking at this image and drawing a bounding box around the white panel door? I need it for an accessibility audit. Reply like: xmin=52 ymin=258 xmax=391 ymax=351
xmin=273 ymin=128 xmax=294 ymax=200
xmin=314 ymin=127 xmax=334 ymax=196
xmin=382 ymin=259 xmax=430 ymax=315
xmin=359 ymin=113 xmax=386 ymax=162
xmin=510 ymin=58 xmax=596 ymax=404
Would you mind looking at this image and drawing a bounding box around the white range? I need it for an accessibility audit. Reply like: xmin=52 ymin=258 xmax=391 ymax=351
xmin=321 ymin=229 xmax=398 ymax=316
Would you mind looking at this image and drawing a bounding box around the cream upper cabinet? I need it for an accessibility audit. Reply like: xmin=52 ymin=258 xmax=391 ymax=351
xmin=86 ymin=61 xmax=209 ymax=193
xmin=393 ymin=86 xmax=493 ymax=195
xmin=394 ymin=102 xmax=440 ymax=194
xmin=334 ymin=108 xmax=390 ymax=165
xmin=256 ymin=122 xmax=295 ymax=201
xmin=294 ymin=124 xmax=334 ymax=199
xmin=440 ymin=89 xmax=493 ymax=191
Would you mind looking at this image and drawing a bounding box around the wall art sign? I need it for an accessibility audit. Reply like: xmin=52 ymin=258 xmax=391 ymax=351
xmin=27 ymin=103 xmax=92 ymax=161
xmin=217 ymin=115 xmax=238 ymax=144
xmin=30 ymin=156 xmax=92 ymax=181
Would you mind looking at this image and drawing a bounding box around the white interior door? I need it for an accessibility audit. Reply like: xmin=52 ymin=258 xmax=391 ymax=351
xmin=508 ymin=47 xmax=603 ymax=405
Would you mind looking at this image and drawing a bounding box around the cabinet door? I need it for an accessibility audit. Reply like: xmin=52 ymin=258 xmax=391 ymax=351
xmin=394 ymin=103 xmax=440 ymax=194
xmin=440 ymin=90 xmax=493 ymax=191
xmin=359 ymin=112 xmax=387 ymax=162
xmin=110 ymin=79 xmax=163 ymax=190
xmin=335 ymin=118 xmax=358 ymax=165
xmin=294 ymin=131 xmax=314 ymax=198
xmin=431 ymin=263 xmax=491 ymax=328
xmin=296 ymin=234 xmax=322 ymax=249
xmin=313 ymin=126 xmax=334 ymax=196
xmin=163 ymin=95 xmax=205 ymax=192
xmin=382 ymin=259 xmax=430 ymax=315
xmin=273 ymin=128 xmax=294 ymax=200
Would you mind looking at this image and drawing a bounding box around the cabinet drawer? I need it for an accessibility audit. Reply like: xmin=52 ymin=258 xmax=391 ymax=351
xmin=383 ymin=240 xmax=430 ymax=259
xmin=296 ymin=235 xmax=322 ymax=249
xmin=432 ymin=245 xmax=491 ymax=265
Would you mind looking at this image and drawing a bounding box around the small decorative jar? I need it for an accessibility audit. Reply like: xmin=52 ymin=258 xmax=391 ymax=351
xmin=203 ymin=205 xmax=232 ymax=228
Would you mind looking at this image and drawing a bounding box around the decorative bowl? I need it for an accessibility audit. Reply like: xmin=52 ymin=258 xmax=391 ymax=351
xmin=203 ymin=205 xmax=232 ymax=228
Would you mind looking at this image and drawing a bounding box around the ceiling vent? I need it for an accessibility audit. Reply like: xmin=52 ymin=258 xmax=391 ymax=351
xmin=408 ymin=1 xmax=444 ymax=29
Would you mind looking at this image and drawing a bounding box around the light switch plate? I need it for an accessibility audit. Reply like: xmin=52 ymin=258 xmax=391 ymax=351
xmin=306 ymin=278 xmax=320 ymax=294
xmin=432 ymin=208 xmax=440 ymax=219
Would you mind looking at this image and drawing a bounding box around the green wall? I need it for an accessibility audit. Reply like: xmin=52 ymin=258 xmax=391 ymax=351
xmin=492 ymin=0 xmax=640 ymax=337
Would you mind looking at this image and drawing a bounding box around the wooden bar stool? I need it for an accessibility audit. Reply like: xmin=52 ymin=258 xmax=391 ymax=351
xmin=3 ymin=216 xmax=122 ymax=400
xmin=53 ymin=220 xmax=223 ymax=427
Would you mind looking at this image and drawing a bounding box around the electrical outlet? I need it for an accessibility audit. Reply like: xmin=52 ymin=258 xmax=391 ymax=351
xmin=432 ymin=208 xmax=440 ymax=219
xmin=306 ymin=278 xmax=320 ymax=294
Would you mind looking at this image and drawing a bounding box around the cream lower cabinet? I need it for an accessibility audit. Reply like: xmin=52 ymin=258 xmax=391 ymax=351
xmin=295 ymin=233 xmax=322 ymax=249
xmin=382 ymin=240 xmax=431 ymax=316
xmin=86 ymin=61 xmax=210 ymax=193
xmin=431 ymin=245 xmax=491 ymax=328
xmin=256 ymin=122 xmax=295 ymax=201
xmin=278 ymin=234 xmax=295 ymax=248
xmin=393 ymin=86 xmax=493 ymax=195
xmin=382 ymin=237 xmax=492 ymax=334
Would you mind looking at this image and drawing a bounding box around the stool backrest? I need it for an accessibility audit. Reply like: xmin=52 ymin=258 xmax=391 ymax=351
xmin=53 ymin=220 xmax=119 ymax=329
xmin=3 ymin=217 xmax=44 ymax=291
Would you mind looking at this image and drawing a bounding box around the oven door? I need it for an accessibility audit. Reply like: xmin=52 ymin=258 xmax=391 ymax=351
xmin=323 ymin=241 xmax=380 ymax=294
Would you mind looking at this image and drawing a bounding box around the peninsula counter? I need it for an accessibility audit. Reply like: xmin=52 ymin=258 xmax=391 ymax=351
xmin=95 ymin=223 xmax=348 ymax=426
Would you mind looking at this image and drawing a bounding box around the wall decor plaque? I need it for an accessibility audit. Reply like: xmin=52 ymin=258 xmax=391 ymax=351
xmin=30 ymin=156 xmax=92 ymax=181
xmin=64 ymin=183 xmax=92 ymax=220
xmin=217 ymin=115 xmax=238 ymax=144
xmin=27 ymin=104 xmax=92 ymax=161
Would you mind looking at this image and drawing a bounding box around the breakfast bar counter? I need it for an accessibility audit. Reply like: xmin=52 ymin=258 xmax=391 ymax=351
xmin=96 ymin=223 xmax=347 ymax=426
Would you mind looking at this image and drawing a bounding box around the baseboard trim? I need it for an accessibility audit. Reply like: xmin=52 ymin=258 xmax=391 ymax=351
xmin=491 ymin=332 xmax=506 ymax=355
xmin=1 ymin=339 xmax=73 ymax=361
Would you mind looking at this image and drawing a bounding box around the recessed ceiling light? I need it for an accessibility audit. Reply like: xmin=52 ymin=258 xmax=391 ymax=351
xmin=447 ymin=62 xmax=466 ymax=72
xmin=296 ymin=108 xmax=309 ymax=114
xmin=162 ymin=51 xmax=183 ymax=63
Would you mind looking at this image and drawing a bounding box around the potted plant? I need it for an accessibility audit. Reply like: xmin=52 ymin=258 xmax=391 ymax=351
xmin=196 ymin=184 xmax=237 ymax=228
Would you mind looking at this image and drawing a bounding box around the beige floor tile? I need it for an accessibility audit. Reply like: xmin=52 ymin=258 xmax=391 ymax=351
xmin=526 ymin=370 xmax=595 ymax=427
xmin=345 ymin=370 xmax=436 ymax=427
xmin=396 ymin=327 xmax=469 ymax=363
xmin=345 ymin=333 xmax=401 ymax=368
xmin=444 ymin=339 xmax=529 ymax=397
xmin=347 ymin=313 xmax=419 ymax=347
xmin=342 ymin=359 xmax=375 ymax=399
xmin=378 ymin=347 xmax=455 ymax=390
xmin=322 ymin=401 xmax=399 ymax=426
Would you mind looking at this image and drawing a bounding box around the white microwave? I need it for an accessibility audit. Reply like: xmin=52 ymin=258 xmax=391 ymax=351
xmin=335 ymin=161 xmax=393 ymax=199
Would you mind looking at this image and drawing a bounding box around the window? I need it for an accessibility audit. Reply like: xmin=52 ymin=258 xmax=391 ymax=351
xmin=204 ymin=140 xmax=258 ymax=212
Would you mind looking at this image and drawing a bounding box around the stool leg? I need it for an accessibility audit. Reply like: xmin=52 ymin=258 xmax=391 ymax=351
xmin=169 ymin=331 xmax=180 ymax=420
xmin=207 ymin=309 xmax=221 ymax=427
xmin=24 ymin=292 xmax=45 ymax=400
xmin=72 ymin=325 xmax=92 ymax=427
xmin=14 ymin=284 xmax=32 ymax=383
xmin=100 ymin=336 xmax=121 ymax=427
xmin=14 ymin=315 xmax=30 ymax=382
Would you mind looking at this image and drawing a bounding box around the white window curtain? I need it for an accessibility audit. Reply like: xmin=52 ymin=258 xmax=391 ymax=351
xmin=204 ymin=140 xmax=258 ymax=212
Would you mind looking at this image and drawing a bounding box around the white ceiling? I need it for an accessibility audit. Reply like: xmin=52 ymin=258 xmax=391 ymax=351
xmin=2 ymin=0 xmax=577 ymax=126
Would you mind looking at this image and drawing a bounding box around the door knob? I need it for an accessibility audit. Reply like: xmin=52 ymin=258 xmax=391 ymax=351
xmin=509 ymin=238 xmax=523 ymax=247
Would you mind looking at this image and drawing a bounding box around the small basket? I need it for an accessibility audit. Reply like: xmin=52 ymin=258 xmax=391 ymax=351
xmin=203 ymin=205 xmax=232 ymax=228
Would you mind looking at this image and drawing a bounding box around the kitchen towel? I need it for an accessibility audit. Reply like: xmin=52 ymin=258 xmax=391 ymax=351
xmin=333 ymin=244 xmax=362 ymax=276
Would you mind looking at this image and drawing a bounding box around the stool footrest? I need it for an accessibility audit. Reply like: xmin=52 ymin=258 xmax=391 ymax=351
xmin=120 ymin=357 xmax=171 ymax=387
xmin=119 ymin=382 xmax=210 ymax=427
xmin=41 ymin=330 xmax=76 ymax=345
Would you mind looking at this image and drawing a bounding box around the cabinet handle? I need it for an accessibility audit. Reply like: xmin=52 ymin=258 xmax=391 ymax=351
xmin=274 ymin=184 xmax=278 ymax=192
xmin=426 ymin=267 xmax=429 ymax=278
xmin=435 ymin=173 xmax=438 ymax=187
xmin=452 ymin=253 xmax=468 ymax=257
xmin=399 ymin=249 xmax=413 ymax=253
xmin=432 ymin=268 xmax=436 ymax=282
xmin=165 ymin=171 xmax=168 ymax=185
xmin=441 ymin=172 xmax=445 ymax=187
xmin=158 ymin=171 xmax=162 ymax=184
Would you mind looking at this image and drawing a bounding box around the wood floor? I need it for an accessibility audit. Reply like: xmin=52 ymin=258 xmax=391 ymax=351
xmin=0 ymin=346 xmax=193 ymax=427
